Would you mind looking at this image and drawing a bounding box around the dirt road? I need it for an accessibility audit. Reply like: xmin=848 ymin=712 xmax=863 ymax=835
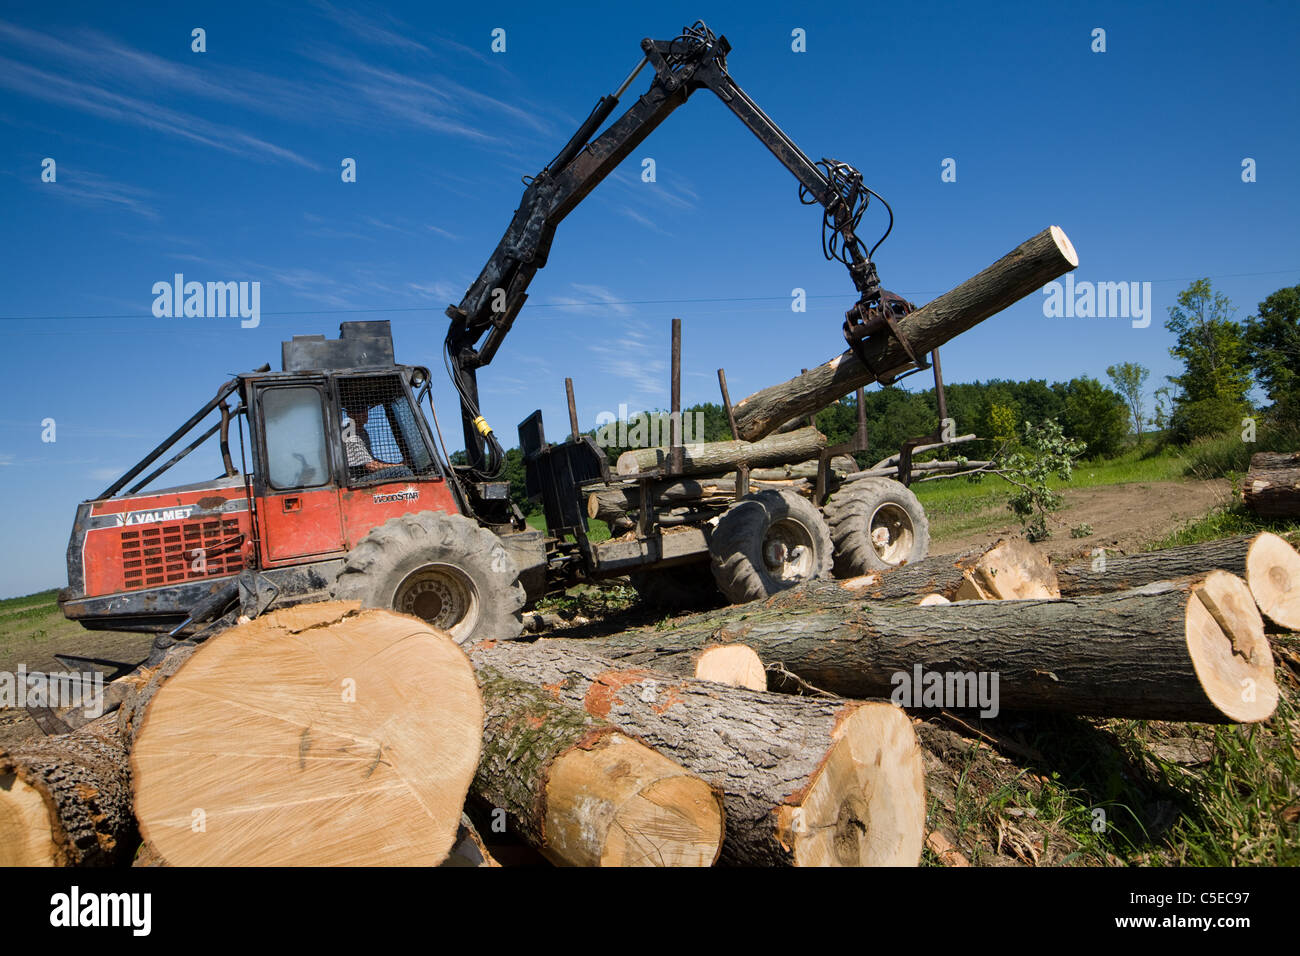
xmin=932 ymin=478 xmax=1232 ymax=561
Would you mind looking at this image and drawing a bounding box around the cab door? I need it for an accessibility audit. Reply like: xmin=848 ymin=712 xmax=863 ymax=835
xmin=253 ymin=382 xmax=346 ymax=564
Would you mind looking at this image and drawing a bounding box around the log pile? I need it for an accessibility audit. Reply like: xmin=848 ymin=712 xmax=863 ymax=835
xmin=1244 ymin=452 xmax=1300 ymax=518
xmin=4 ymin=531 xmax=1296 ymax=868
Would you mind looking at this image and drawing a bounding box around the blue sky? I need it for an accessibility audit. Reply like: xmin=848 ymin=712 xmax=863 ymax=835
xmin=1 ymin=0 xmax=1297 ymax=597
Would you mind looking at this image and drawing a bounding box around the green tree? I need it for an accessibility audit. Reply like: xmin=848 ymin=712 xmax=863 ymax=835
xmin=1164 ymin=279 xmax=1252 ymax=441
xmin=1244 ymin=284 xmax=1300 ymax=419
xmin=979 ymin=419 xmax=1086 ymax=542
xmin=987 ymin=403 xmax=1019 ymax=443
xmin=1106 ymin=362 xmax=1148 ymax=443
xmin=1056 ymin=377 xmax=1129 ymax=459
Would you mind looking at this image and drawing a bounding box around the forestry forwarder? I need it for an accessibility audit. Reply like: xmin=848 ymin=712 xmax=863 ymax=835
xmin=57 ymin=21 xmax=931 ymax=661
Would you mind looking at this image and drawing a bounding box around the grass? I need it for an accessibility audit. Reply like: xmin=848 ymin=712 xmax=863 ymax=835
xmin=525 ymin=511 xmax=611 ymax=542
xmin=925 ymin=647 xmax=1300 ymax=867
xmin=1146 ymin=502 xmax=1300 ymax=550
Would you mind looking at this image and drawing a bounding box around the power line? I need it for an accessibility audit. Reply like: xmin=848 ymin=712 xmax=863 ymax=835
xmin=0 ymin=269 xmax=1294 ymax=323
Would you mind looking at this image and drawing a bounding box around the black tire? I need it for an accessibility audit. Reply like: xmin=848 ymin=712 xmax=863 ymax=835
xmin=823 ymin=478 xmax=930 ymax=576
xmin=332 ymin=511 xmax=525 ymax=644
xmin=629 ymin=563 xmax=722 ymax=611
xmin=709 ymin=489 xmax=833 ymax=604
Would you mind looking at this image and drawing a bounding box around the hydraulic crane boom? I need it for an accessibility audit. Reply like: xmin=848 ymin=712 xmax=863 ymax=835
xmin=445 ymin=21 xmax=911 ymax=477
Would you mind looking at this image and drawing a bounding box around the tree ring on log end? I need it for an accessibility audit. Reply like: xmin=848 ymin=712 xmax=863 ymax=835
xmin=130 ymin=604 xmax=484 ymax=866
xmin=1050 ymin=225 xmax=1079 ymax=268
xmin=0 ymin=771 xmax=56 ymax=865
xmin=1185 ymin=571 xmax=1277 ymax=723
xmin=779 ymin=702 xmax=925 ymax=866
xmin=694 ymin=644 xmax=766 ymax=690
xmin=1247 ymin=532 xmax=1300 ymax=631
xmin=543 ymin=732 xmax=724 ymax=867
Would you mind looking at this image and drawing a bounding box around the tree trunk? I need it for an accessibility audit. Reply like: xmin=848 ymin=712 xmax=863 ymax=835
xmin=842 ymin=539 xmax=1058 ymax=601
xmin=1056 ymin=536 xmax=1256 ymax=595
xmin=0 ymin=713 xmax=135 ymax=866
xmin=616 ymin=426 xmax=826 ymax=478
xmin=587 ymin=477 xmax=804 ymax=524
xmin=751 ymin=456 xmax=858 ymax=481
xmin=563 ymin=572 xmax=1277 ymax=723
xmin=469 ymin=640 xmax=926 ymax=866
xmin=1056 ymin=532 xmax=1300 ymax=631
xmin=472 ymin=664 xmax=723 ymax=867
xmin=1244 ymin=452 xmax=1300 ymax=518
xmin=732 ymin=226 xmax=1079 ymax=440
xmin=128 ymin=603 xmax=484 ymax=866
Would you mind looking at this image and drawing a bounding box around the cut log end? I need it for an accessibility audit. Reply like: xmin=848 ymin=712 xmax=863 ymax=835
xmin=917 ymin=593 xmax=950 ymax=606
xmin=694 ymin=644 xmax=766 ymax=690
xmin=1186 ymin=572 xmax=1277 ymax=723
xmin=1050 ymin=225 xmax=1079 ymax=268
xmin=776 ymin=702 xmax=925 ymax=867
xmin=975 ymin=538 xmax=1060 ymax=600
xmin=1247 ymin=532 xmax=1300 ymax=631
xmin=131 ymin=603 xmax=484 ymax=867
xmin=0 ymin=770 xmax=57 ymax=866
xmin=544 ymin=733 xmax=723 ymax=867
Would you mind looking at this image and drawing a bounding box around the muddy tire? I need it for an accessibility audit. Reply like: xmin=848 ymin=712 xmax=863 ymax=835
xmin=629 ymin=563 xmax=722 ymax=611
xmin=332 ymin=511 xmax=525 ymax=644
xmin=824 ymin=478 xmax=930 ymax=576
xmin=709 ymin=490 xmax=833 ymax=604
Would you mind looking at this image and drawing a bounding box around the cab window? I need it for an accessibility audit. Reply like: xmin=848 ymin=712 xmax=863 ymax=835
xmin=261 ymin=387 xmax=330 ymax=489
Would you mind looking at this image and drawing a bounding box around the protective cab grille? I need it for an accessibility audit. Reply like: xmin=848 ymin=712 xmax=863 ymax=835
xmin=120 ymin=518 xmax=244 ymax=590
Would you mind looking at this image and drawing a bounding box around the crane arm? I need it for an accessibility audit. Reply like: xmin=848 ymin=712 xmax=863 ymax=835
xmin=445 ymin=21 xmax=904 ymax=477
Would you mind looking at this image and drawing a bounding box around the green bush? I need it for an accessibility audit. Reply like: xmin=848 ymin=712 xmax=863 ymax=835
xmin=1168 ymin=396 xmax=1249 ymax=445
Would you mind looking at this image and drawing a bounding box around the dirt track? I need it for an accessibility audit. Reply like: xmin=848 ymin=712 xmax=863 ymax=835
xmin=933 ymin=479 xmax=1232 ymax=561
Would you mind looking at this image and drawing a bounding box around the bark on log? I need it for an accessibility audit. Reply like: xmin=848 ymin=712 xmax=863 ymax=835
xmin=1244 ymin=452 xmax=1300 ymax=518
xmin=470 ymin=640 xmax=926 ymax=866
xmin=732 ymin=226 xmax=1079 ymax=440
xmin=1056 ymin=533 xmax=1300 ymax=631
xmin=869 ymin=435 xmax=978 ymax=470
xmin=587 ymin=477 xmax=803 ymax=523
xmin=751 ymin=456 xmax=858 ymax=481
xmin=472 ymin=664 xmax=723 ymax=867
xmin=0 ymin=713 xmax=135 ymax=866
xmin=1056 ymin=536 xmax=1256 ymax=595
xmin=129 ymin=603 xmax=484 ymax=866
xmin=615 ymin=426 xmax=826 ymax=478
xmin=841 ymin=539 xmax=1059 ymax=601
xmin=441 ymin=813 xmax=499 ymax=867
xmin=567 ymin=572 xmax=1277 ymax=723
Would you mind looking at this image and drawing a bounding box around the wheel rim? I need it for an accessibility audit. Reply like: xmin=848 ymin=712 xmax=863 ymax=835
xmin=394 ymin=564 xmax=480 ymax=640
xmin=762 ymin=518 xmax=817 ymax=582
xmin=868 ymin=503 xmax=915 ymax=565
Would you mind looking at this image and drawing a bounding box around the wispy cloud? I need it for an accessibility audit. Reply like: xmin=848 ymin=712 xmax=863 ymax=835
xmin=408 ymin=280 xmax=463 ymax=302
xmin=549 ymin=284 xmax=636 ymax=318
xmin=303 ymin=48 xmax=550 ymax=141
xmin=0 ymin=20 xmax=319 ymax=167
xmin=617 ymin=206 xmax=670 ymax=235
xmin=42 ymin=167 xmax=158 ymax=219
xmin=310 ymin=1 xmax=431 ymax=53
